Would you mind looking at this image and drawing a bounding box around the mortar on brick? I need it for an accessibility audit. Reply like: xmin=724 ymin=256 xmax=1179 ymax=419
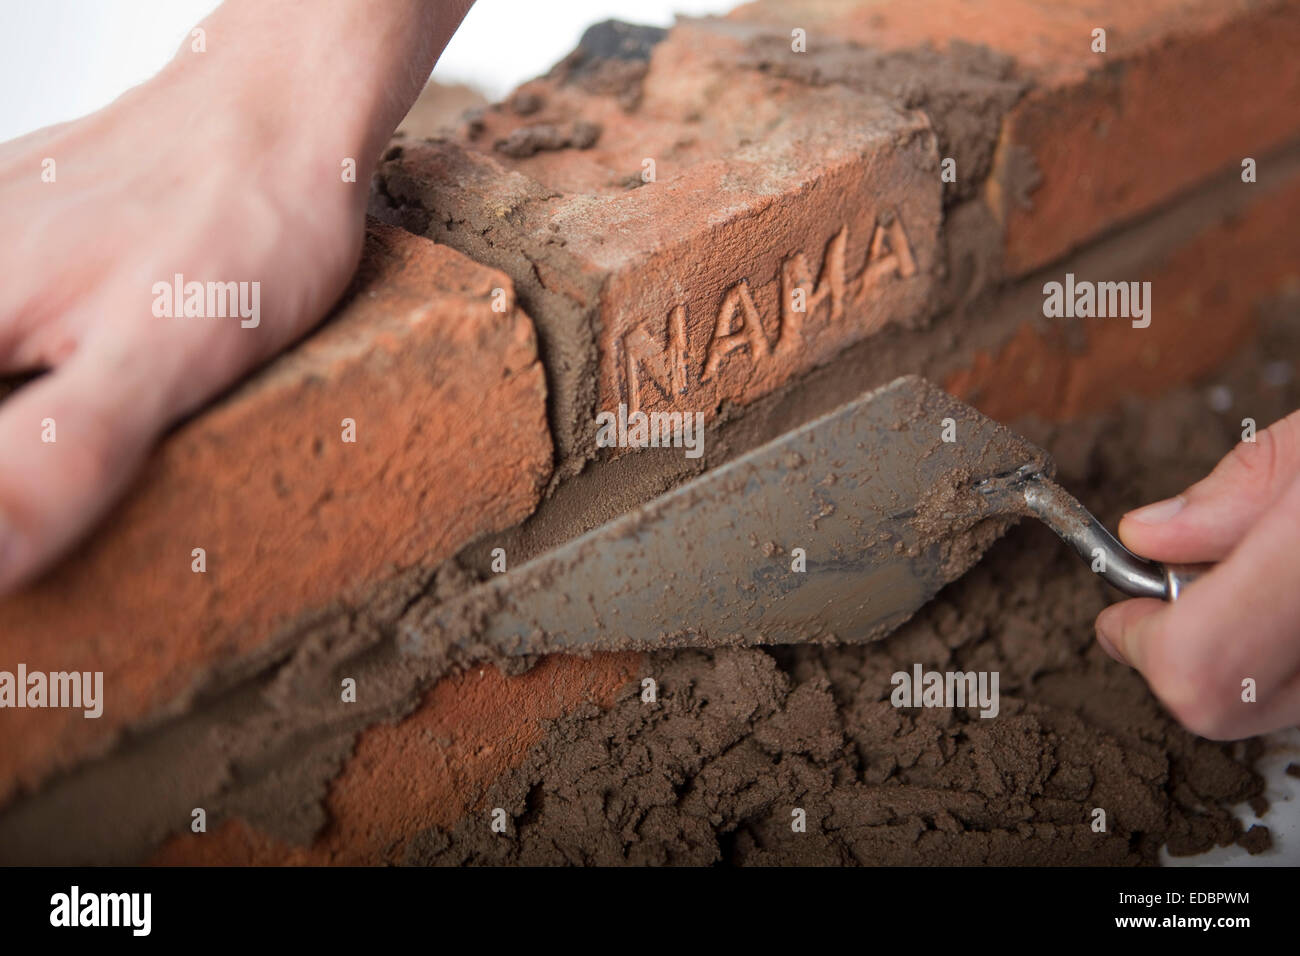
xmin=728 ymin=0 xmax=1300 ymax=272
xmin=372 ymin=17 xmax=952 ymax=479
xmin=5 ymin=1 xmax=1300 ymax=867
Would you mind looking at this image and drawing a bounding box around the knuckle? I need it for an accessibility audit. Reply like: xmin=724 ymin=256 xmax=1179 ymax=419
xmin=1224 ymin=412 xmax=1299 ymax=490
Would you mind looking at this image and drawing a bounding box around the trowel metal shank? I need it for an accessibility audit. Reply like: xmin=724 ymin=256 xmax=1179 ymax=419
xmin=399 ymin=376 xmax=1052 ymax=660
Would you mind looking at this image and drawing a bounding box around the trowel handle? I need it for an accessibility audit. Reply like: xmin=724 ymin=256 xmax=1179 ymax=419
xmin=1021 ymin=480 xmax=1213 ymax=602
xmin=1159 ymin=563 xmax=1210 ymax=600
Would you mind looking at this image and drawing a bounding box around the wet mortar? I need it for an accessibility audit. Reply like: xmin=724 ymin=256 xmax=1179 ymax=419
xmin=403 ymin=316 xmax=1298 ymax=866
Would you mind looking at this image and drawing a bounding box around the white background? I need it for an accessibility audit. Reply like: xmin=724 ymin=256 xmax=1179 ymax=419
xmin=0 ymin=0 xmax=734 ymax=143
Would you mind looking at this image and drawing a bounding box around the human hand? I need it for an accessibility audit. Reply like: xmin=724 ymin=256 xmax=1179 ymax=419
xmin=0 ymin=0 xmax=472 ymax=595
xmin=1096 ymin=410 xmax=1300 ymax=739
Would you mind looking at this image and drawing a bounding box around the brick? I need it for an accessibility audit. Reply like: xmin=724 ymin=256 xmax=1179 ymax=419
xmin=148 ymin=651 xmax=640 ymax=865
xmin=730 ymin=0 xmax=1300 ymax=274
xmin=946 ymin=165 xmax=1300 ymax=421
xmin=0 ymin=221 xmax=552 ymax=804
xmin=373 ymin=18 xmax=942 ymax=471
xmin=8 ymin=2 xmax=1297 ymax=865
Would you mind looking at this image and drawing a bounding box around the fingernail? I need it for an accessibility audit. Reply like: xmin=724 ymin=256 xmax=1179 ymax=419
xmin=1095 ymin=616 xmax=1128 ymax=665
xmin=1127 ymin=495 xmax=1186 ymax=524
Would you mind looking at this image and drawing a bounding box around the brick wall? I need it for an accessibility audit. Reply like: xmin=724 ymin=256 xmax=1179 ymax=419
xmin=1 ymin=0 xmax=1297 ymax=864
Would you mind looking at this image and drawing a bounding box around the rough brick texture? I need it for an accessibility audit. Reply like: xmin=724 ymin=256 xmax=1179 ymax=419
xmin=732 ymin=0 xmax=1300 ymax=273
xmin=374 ymin=18 xmax=942 ymax=471
xmin=149 ymin=652 xmax=641 ymax=865
xmin=0 ymin=221 xmax=552 ymax=804
xmin=947 ymin=169 xmax=1300 ymax=420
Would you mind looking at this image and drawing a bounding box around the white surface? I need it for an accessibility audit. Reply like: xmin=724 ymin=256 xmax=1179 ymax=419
xmin=0 ymin=0 xmax=221 ymax=143
xmin=440 ymin=0 xmax=738 ymax=100
xmin=0 ymin=0 xmax=736 ymax=143
xmin=1163 ymin=727 xmax=1300 ymax=866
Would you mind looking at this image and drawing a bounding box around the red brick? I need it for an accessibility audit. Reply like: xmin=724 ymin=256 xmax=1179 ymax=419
xmin=149 ymin=651 xmax=640 ymax=865
xmin=731 ymin=0 xmax=1300 ymax=273
xmin=946 ymin=166 xmax=1300 ymax=420
xmin=374 ymin=20 xmax=942 ymax=468
xmin=0 ymin=221 xmax=552 ymax=804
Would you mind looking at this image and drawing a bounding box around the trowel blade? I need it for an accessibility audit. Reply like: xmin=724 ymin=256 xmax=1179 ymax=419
xmin=399 ymin=375 xmax=1052 ymax=659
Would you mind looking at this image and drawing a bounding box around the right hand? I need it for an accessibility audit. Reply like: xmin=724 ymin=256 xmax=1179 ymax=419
xmin=1096 ymin=410 xmax=1300 ymax=740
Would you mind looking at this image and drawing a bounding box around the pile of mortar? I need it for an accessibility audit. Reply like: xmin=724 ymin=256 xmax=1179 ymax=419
xmin=404 ymin=311 xmax=1299 ymax=866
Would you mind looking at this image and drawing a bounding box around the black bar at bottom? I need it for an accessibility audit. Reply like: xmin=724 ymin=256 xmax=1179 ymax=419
xmin=0 ymin=864 xmax=1285 ymax=942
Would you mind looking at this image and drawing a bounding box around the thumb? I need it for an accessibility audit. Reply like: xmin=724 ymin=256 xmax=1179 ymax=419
xmin=1098 ymin=472 xmax=1300 ymax=740
xmin=0 ymin=350 xmax=161 ymax=594
xmin=1118 ymin=408 xmax=1300 ymax=562
xmin=1095 ymin=597 xmax=1165 ymax=672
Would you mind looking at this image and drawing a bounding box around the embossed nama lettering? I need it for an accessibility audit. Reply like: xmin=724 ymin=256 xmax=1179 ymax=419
xmin=620 ymin=213 xmax=916 ymax=411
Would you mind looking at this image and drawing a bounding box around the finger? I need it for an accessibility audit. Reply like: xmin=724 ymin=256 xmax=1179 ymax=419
xmin=1118 ymin=409 xmax=1300 ymax=562
xmin=0 ymin=346 xmax=165 ymax=594
xmin=0 ymin=218 xmax=118 ymax=376
xmin=1095 ymin=598 xmax=1164 ymax=669
xmin=1097 ymin=475 xmax=1300 ymax=739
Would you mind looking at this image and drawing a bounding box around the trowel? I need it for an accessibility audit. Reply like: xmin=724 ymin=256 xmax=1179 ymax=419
xmin=398 ymin=376 xmax=1207 ymax=660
